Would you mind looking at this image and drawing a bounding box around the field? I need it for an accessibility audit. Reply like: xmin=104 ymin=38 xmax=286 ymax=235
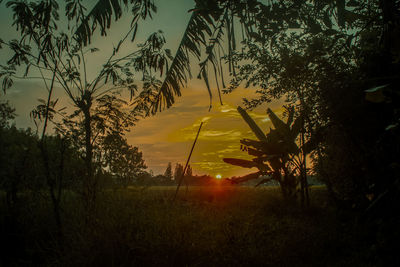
xmin=1 ymin=186 xmax=378 ymax=266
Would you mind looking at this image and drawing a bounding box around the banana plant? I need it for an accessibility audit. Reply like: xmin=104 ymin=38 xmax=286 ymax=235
xmin=224 ymin=106 xmax=304 ymax=199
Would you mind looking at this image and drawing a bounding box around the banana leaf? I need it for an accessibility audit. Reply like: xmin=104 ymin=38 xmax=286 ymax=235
xmin=247 ymin=147 xmax=264 ymax=157
xmin=302 ymin=127 xmax=324 ymax=154
xmin=240 ymin=139 xmax=267 ymax=150
xmin=286 ymin=106 xmax=295 ymax=125
xmin=244 ymin=139 xmax=285 ymax=155
xmin=267 ymin=114 xmax=300 ymax=154
xmin=268 ymin=157 xmax=283 ymax=173
xmin=237 ymin=106 xmax=267 ymax=141
xmin=229 ymin=171 xmax=262 ymax=184
xmin=267 ymin=108 xmax=291 ymax=137
xmin=290 ymin=116 xmax=302 ymax=140
xmin=223 ymin=158 xmax=258 ymax=168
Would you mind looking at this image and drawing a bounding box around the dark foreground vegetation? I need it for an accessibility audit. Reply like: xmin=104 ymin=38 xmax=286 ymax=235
xmin=1 ymin=186 xmax=395 ymax=266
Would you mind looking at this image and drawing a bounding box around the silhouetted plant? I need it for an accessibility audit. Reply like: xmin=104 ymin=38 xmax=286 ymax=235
xmin=224 ymin=106 xmax=317 ymax=202
xmin=0 ymin=0 xmax=171 ymax=217
xmin=102 ymin=132 xmax=147 ymax=187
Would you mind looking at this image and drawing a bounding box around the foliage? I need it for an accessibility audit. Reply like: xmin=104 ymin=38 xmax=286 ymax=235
xmin=0 ymin=126 xmax=84 ymax=205
xmin=102 ymin=132 xmax=146 ymax=187
xmin=0 ymin=0 xmax=172 ymax=212
xmin=214 ymin=0 xmax=400 ymax=212
xmin=0 ymin=100 xmax=15 ymax=128
xmin=0 ymin=186 xmax=387 ymax=266
xmin=0 ymin=127 xmax=39 ymax=206
xmin=64 ymin=0 xmax=362 ymax=113
xmin=174 ymin=163 xmax=184 ymax=181
xmin=186 ymin=164 xmax=193 ymax=178
xmin=224 ymin=106 xmax=312 ymax=200
xmin=164 ymin=162 xmax=173 ymax=180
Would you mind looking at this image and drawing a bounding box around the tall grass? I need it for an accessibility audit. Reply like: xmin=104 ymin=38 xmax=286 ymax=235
xmin=1 ymin=186 xmax=377 ymax=266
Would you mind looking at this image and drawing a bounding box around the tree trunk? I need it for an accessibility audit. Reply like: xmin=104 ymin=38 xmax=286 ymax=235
xmin=298 ymin=87 xmax=310 ymax=207
xmin=38 ymin=68 xmax=64 ymax=249
xmin=82 ymin=102 xmax=96 ymax=218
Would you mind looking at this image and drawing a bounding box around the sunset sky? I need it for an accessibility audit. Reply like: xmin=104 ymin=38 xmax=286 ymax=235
xmin=0 ymin=0 xmax=284 ymax=177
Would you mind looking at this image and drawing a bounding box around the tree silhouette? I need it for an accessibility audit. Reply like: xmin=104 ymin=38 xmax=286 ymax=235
xmin=66 ymin=0 xmax=355 ymax=113
xmin=164 ymin=162 xmax=172 ymax=181
xmin=102 ymin=132 xmax=147 ymax=187
xmin=186 ymin=164 xmax=193 ymax=178
xmin=174 ymin=163 xmax=184 ymax=182
xmin=0 ymin=0 xmax=171 ymax=213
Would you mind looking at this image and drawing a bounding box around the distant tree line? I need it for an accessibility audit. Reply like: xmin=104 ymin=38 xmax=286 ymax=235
xmin=1 ymin=100 xmax=147 ymax=196
xmin=135 ymin=162 xmax=228 ymax=186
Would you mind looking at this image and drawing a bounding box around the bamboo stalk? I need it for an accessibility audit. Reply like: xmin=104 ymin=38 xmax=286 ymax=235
xmin=173 ymin=122 xmax=204 ymax=201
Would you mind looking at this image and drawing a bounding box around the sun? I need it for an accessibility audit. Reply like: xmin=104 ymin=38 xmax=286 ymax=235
xmin=216 ymin=174 xmax=222 ymax=179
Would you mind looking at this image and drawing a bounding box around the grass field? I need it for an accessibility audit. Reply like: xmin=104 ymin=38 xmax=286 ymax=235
xmin=1 ymin=186 xmax=379 ymax=266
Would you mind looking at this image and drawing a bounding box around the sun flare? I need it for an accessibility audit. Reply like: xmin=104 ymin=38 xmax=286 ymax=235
xmin=216 ymin=174 xmax=222 ymax=179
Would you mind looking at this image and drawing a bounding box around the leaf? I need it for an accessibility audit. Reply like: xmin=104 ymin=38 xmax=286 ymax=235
xmin=323 ymin=11 xmax=332 ymax=29
xmin=237 ymin=106 xmax=267 ymax=141
xmin=286 ymin=106 xmax=294 ymax=125
xmin=268 ymin=157 xmax=283 ymax=172
xmin=346 ymin=34 xmax=354 ymax=48
xmin=229 ymin=171 xmax=262 ymax=184
xmin=386 ymin=123 xmax=399 ymax=131
xmin=365 ymin=84 xmax=389 ymax=103
xmin=267 ymin=108 xmax=290 ymax=137
xmin=131 ymin=23 xmax=138 ymax=42
xmin=290 ymin=116 xmax=302 ymax=140
xmin=24 ymin=63 xmax=31 ymax=77
xmin=151 ymin=7 xmax=220 ymax=114
xmin=255 ymin=177 xmax=272 ymax=187
xmin=75 ymin=0 xmax=155 ymax=45
xmin=324 ymin=29 xmax=338 ymax=36
xmin=336 ymin=0 xmax=345 ymax=28
xmin=365 ymin=84 xmax=389 ymax=93
xmin=2 ymin=76 xmax=13 ymax=93
xmin=347 ymin=0 xmax=359 ymax=7
xmin=199 ymin=66 xmax=213 ymax=111
xmin=223 ymin=158 xmax=258 ymax=168
xmin=240 ymin=138 xmax=285 ymax=155
xmin=247 ymin=147 xmax=264 ymax=157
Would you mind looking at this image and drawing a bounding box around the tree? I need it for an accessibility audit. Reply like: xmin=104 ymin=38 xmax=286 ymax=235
xmin=224 ymin=106 xmax=310 ymax=201
xmin=102 ymin=132 xmax=146 ymax=187
xmin=0 ymin=0 xmax=171 ymax=213
xmin=34 ymin=0 xmax=368 ymax=115
xmin=186 ymin=164 xmax=193 ymax=178
xmin=0 ymin=101 xmax=15 ymax=128
xmin=173 ymin=163 xmax=184 ymax=182
xmin=164 ymin=162 xmax=172 ymax=181
xmin=222 ymin=0 xmax=400 ymax=211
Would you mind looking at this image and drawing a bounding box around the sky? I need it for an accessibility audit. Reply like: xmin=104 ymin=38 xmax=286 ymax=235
xmin=0 ymin=0 xmax=284 ymax=178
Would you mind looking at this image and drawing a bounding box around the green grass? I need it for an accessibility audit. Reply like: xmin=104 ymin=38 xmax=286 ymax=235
xmin=1 ymin=186 xmax=378 ymax=266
